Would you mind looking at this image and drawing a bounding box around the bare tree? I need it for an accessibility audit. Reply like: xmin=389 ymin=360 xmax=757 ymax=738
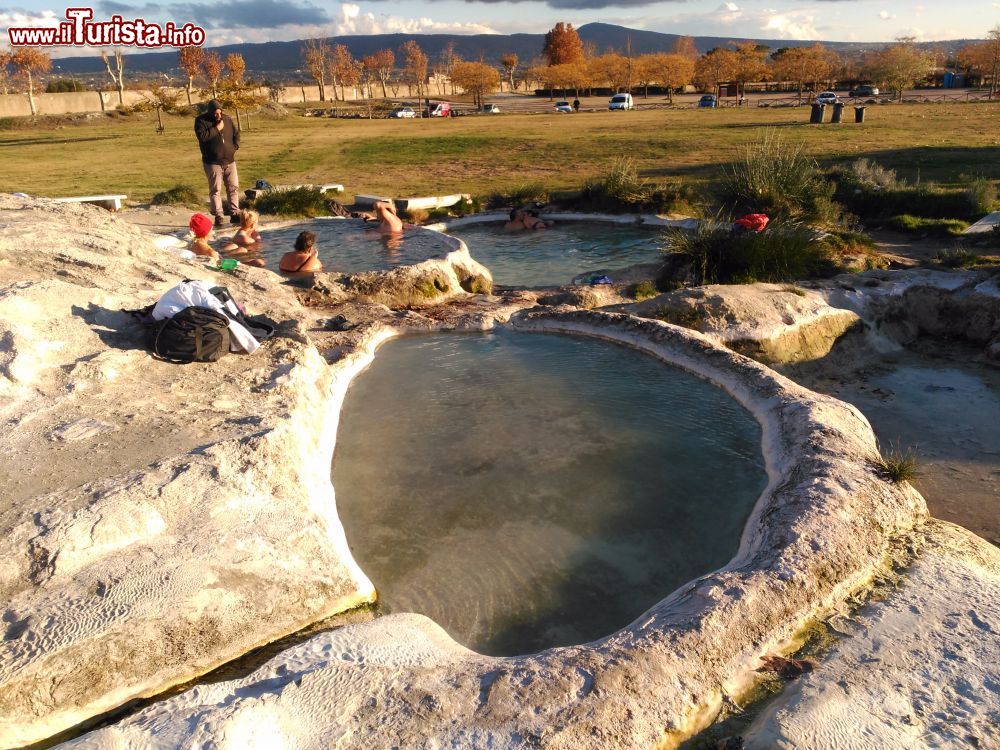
xmin=500 ymin=53 xmax=519 ymax=91
xmin=11 ymin=47 xmax=51 ymax=116
xmin=178 ymin=47 xmax=204 ymax=105
xmin=438 ymin=41 xmax=458 ymax=94
xmin=100 ymin=48 xmax=126 ymax=105
xmin=202 ymin=51 xmax=223 ymax=98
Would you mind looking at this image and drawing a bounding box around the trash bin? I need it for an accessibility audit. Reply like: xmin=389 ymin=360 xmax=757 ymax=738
xmin=854 ymin=106 xmax=867 ymax=123
xmin=809 ymin=103 xmax=825 ymax=124
xmin=831 ymin=102 xmax=844 ymax=123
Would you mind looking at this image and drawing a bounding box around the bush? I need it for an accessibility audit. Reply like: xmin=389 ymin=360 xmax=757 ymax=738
xmin=871 ymin=447 xmax=920 ymax=484
xmin=832 ymin=159 xmax=978 ymax=221
xmin=663 ymin=219 xmax=831 ymax=284
xmin=484 ymin=182 xmax=549 ymax=208
xmin=719 ymin=130 xmax=839 ymax=224
xmin=628 ymin=280 xmax=660 ymax=300
xmin=151 ymin=185 xmax=201 ymax=207
xmin=45 ymin=79 xmax=86 ymax=93
xmin=887 ymin=214 xmax=969 ymax=237
xmin=577 ymin=157 xmax=703 ymax=214
xmin=251 ymin=187 xmax=331 ymax=217
xmin=966 ymin=177 xmax=997 ymax=216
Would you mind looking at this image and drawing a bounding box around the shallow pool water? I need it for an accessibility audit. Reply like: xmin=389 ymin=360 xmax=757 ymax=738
xmin=333 ymin=331 xmax=766 ymax=656
xmin=789 ymin=339 xmax=1000 ymax=546
xmin=222 ymin=219 xmax=453 ymax=273
xmin=447 ymin=221 xmax=668 ymax=287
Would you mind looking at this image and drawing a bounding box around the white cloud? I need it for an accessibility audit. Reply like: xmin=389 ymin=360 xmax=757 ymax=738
xmin=762 ymin=12 xmax=818 ymax=40
xmin=879 ymin=11 xmax=896 ymax=21
xmin=720 ymin=2 xmax=741 ymax=10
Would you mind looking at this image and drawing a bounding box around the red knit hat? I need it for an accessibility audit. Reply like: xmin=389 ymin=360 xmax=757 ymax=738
xmin=189 ymin=213 xmax=213 ymax=238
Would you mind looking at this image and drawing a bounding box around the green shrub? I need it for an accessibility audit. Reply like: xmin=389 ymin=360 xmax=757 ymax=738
xmin=577 ymin=157 xmax=703 ymax=214
xmin=832 ymin=159 xmax=978 ymax=221
xmin=887 ymin=214 xmax=969 ymax=237
xmin=45 ymin=79 xmax=86 ymax=93
xmin=485 ymin=182 xmax=549 ymax=208
xmin=871 ymin=447 xmax=920 ymax=484
xmin=966 ymin=177 xmax=997 ymax=216
xmin=628 ymin=280 xmax=659 ymax=300
xmin=150 ymin=184 xmax=201 ymax=207
xmin=251 ymin=187 xmax=331 ymax=217
xmin=719 ymin=130 xmax=839 ymax=224
xmin=935 ymin=249 xmax=985 ymax=268
xmin=663 ymin=219 xmax=831 ymax=284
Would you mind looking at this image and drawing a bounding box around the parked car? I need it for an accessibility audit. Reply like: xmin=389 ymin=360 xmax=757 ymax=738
xmin=389 ymin=107 xmax=416 ymax=119
xmin=815 ymin=91 xmax=839 ymax=105
xmin=481 ymin=103 xmax=501 ymax=114
xmin=608 ymin=93 xmax=634 ymax=110
xmin=554 ymin=100 xmax=573 ymax=113
xmin=422 ymin=101 xmax=452 ymax=117
xmin=698 ymin=94 xmax=717 ymax=108
xmin=849 ymin=85 xmax=880 ymax=98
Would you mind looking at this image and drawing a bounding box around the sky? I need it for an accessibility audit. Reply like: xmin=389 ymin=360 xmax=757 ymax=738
xmin=2 ymin=0 xmax=999 ymax=56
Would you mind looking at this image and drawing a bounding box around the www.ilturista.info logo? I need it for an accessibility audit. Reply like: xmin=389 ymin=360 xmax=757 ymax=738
xmin=7 ymin=8 xmax=206 ymax=47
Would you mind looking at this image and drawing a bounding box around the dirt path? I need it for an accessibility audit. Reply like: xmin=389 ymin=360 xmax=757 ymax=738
xmin=867 ymin=227 xmax=954 ymax=265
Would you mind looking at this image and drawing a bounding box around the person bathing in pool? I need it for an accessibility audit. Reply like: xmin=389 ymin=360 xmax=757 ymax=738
xmin=188 ymin=213 xmax=220 ymax=260
xmin=372 ymin=200 xmax=403 ymax=234
xmin=279 ymin=230 xmax=323 ymax=273
xmin=504 ymin=207 xmax=550 ymax=231
xmin=225 ymin=209 xmax=262 ymax=252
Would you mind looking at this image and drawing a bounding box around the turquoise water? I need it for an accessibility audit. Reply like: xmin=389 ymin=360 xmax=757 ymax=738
xmin=333 ymin=331 xmax=766 ymax=656
xmin=448 ymin=221 xmax=667 ymax=287
xmin=226 ymin=219 xmax=452 ymax=273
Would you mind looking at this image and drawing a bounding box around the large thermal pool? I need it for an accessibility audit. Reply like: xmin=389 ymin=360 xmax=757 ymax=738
xmin=333 ymin=331 xmax=767 ymax=656
xmin=447 ymin=221 xmax=668 ymax=287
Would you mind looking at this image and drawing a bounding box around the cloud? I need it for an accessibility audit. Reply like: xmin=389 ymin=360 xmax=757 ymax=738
xmin=94 ymin=0 xmax=330 ymax=28
xmin=879 ymin=10 xmax=896 ymax=20
xmin=762 ymin=12 xmax=818 ymax=39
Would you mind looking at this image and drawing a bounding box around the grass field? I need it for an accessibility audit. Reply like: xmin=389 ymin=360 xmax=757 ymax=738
xmin=1 ymin=102 xmax=999 ymax=204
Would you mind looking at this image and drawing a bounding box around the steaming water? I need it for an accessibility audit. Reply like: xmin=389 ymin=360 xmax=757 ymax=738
xmin=448 ymin=222 xmax=668 ymax=287
xmin=333 ymin=331 xmax=766 ymax=656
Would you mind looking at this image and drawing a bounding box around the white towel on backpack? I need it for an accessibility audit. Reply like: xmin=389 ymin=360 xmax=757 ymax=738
xmin=151 ymin=279 xmax=260 ymax=354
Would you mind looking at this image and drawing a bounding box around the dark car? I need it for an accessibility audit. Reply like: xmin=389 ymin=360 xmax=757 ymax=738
xmin=698 ymin=94 xmax=717 ymax=108
xmin=849 ymin=85 xmax=880 ymax=98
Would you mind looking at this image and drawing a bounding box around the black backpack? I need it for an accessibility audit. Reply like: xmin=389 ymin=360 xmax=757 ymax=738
xmin=148 ymin=306 xmax=231 ymax=363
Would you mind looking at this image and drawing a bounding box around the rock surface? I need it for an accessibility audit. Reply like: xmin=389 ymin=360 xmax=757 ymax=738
xmin=746 ymin=520 xmax=1000 ymax=750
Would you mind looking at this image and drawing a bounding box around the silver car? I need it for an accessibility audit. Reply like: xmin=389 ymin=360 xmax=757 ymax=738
xmin=815 ymin=91 xmax=839 ymax=105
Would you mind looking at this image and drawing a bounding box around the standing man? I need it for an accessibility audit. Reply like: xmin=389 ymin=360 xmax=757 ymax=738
xmin=194 ymin=100 xmax=240 ymax=227
xmin=572 ymin=97 xmax=580 ymax=112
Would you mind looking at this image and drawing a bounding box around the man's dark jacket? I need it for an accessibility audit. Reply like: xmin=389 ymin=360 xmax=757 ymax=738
xmin=194 ymin=111 xmax=240 ymax=165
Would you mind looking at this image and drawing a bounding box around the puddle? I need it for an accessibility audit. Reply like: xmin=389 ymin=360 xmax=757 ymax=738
xmin=333 ymin=330 xmax=766 ymax=656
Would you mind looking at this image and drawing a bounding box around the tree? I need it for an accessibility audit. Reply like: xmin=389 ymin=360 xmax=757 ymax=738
xmin=400 ymin=40 xmax=428 ymax=99
xmin=643 ymin=53 xmax=694 ymax=102
xmin=224 ymin=53 xmax=245 ymax=86
xmin=100 ymin=48 xmax=126 ymax=105
xmin=331 ymin=44 xmax=360 ymax=101
xmin=500 ymin=53 xmax=519 ymax=91
xmin=302 ymin=39 xmax=330 ymax=102
xmin=202 ymin=51 xmax=223 ymax=99
xmin=0 ymin=51 xmax=11 ymax=95
xmin=45 ymin=78 xmax=86 ymax=93
xmin=450 ymin=61 xmax=500 ymax=107
xmin=864 ymin=37 xmax=934 ymax=101
xmin=590 ymin=53 xmax=630 ymax=92
xmin=731 ymin=41 xmax=769 ymax=99
xmin=370 ymin=48 xmax=394 ymax=98
xmin=542 ymin=22 xmax=584 ymax=66
xmin=672 ymin=35 xmax=699 ymax=60
xmin=545 ymin=62 xmax=588 ymax=97
xmin=633 ymin=55 xmax=658 ymax=98
xmin=771 ymin=44 xmax=834 ymax=102
xmin=12 ymin=47 xmax=52 ymax=116
xmin=177 ymin=46 xmax=203 ymax=105
xmin=694 ymin=47 xmax=738 ymax=92
xmin=957 ymin=26 xmax=1000 ymax=98
xmin=438 ymin=41 xmax=458 ymax=94
xmin=361 ymin=54 xmax=378 ymax=98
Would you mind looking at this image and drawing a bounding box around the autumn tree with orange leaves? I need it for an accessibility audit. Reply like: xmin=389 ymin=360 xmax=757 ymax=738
xmin=542 ymin=23 xmax=585 ymax=66
xmin=11 ymin=47 xmax=51 ymax=115
xmin=178 ymin=46 xmax=204 ymax=104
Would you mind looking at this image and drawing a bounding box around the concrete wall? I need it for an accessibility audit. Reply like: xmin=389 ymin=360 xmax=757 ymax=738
xmin=0 ymin=85 xmax=364 ymax=118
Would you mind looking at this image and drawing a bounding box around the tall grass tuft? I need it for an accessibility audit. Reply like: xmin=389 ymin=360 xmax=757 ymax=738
xmin=578 ymin=157 xmax=703 ymax=214
xmin=871 ymin=446 xmax=920 ymax=484
xmin=832 ymin=159 xmax=978 ymax=221
xmin=663 ymin=217 xmax=831 ymax=284
xmin=150 ymin=184 xmax=201 ymax=207
xmin=250 ymin=186 xmax=331 ymax=217
xmin=719 ymin=130 xmax=839 ymax=224
xmin=966 ymin=176 xmax=997 ymax=216
xmin=485 ymin=182 xmax=549 ymax=208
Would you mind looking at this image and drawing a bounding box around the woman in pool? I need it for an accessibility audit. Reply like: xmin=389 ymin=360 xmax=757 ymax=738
xmin=188 ymin=213 xmax=219 ymax=260
xmin=279 ymin=231 xmax=323 ymax=273
xmin=504 ymin=207 xmax=549 ymax=231
xmin=372 ymin=200 xmax=404 ymax=234
xmin=226 ymin=209 xmax=262 ymax=251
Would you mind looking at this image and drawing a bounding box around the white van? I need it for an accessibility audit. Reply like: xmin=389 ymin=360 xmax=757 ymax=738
xmin=608 ymin=93 xmax=634 ymax=110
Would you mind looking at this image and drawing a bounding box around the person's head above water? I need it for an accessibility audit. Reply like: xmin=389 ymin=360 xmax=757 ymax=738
xmin=294 ymin=230 xmax=316 ymax=252
xmin=189 ymin=212 xmax=213 ymax=239
xmin=239 ymin=209 xmax=259 ymax=230
xmin=509 ymin=208 xmax=523 ymax=221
